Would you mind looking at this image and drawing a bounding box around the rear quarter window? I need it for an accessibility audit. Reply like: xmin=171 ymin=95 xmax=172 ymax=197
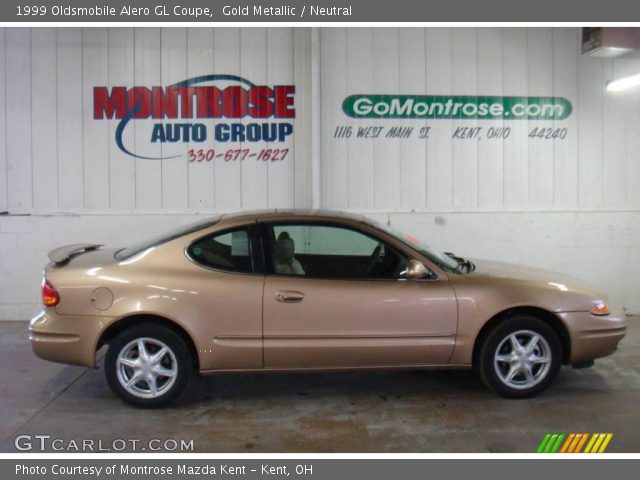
xmin=187 ymin=227 xmax=253 ymax=273
xmin=115 ymin=217 xmax=220 ymax=261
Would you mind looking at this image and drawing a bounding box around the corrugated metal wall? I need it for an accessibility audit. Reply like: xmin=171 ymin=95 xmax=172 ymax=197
xmin=2 ymin=27 xmax=640 ymax=215
xmin=320 ymin=28 xmax=640 ymax=212
xmin=2 ymin=27 xmax=640 ymax=317
xmin=0 ymin=27 xmax=312 ymax=214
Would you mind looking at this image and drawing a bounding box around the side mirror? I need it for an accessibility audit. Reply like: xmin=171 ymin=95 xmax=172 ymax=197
xmin=405 ymin=259 xmax=435 ymax=280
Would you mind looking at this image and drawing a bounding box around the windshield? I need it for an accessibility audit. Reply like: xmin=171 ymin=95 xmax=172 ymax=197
xmin=367 ymin=220 xmax=460 ymax=272
xmin=114 ymin=216 xmax=221 ymax=261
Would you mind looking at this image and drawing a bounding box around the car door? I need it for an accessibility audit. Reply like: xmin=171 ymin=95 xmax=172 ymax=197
xmin=183 ymin=224 xmax=265 ymax=371
xmin=261 ymin=221 xmax=458 ymax=369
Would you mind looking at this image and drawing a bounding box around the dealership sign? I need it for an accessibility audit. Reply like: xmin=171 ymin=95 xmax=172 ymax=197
xmin=343 ymin=95 xmax=572 ymax=120
xmin=93 ymin=74 xmax=295 ymax=160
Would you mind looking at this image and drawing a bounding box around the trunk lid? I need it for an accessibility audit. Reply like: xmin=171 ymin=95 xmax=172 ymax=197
xmin=48 ymin=243 xmax=103 ymax=265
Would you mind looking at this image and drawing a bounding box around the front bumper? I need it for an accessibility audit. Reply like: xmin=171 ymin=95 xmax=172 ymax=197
xmin=558 ymin=311 xmax=627 ymax=364
xmin=29 ymin=310 xmax=110 ymax=368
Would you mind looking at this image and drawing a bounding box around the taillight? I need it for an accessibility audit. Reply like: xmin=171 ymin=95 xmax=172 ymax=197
xmin=41 ymin=278 xmax=60 ymax=307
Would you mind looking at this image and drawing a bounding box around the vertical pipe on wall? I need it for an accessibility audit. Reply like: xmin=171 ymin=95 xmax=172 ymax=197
xmin=0 ymin=29 xmax=8 ymax=212
xmin=311 ymin=28 xmax=321 ymax=209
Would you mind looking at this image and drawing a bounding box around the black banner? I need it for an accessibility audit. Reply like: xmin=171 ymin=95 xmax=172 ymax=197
xmin=4 ymin=459 xmax=640 ymax=480
xmin=2 ymin=0 xmax=640 ymax=22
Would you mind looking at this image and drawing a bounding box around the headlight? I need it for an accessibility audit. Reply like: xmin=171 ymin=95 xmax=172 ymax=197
xmin=591 ymin=302 xmax=610 ymax=316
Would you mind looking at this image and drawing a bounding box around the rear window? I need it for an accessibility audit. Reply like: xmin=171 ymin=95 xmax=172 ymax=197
xmin=187 ymin=227 xmax=253 ymax=273
xmin=114 ymin=217 xmax=220 ymax=261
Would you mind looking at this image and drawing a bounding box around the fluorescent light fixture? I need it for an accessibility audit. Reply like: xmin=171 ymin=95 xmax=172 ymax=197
xmin=606 ymin=72 xmax=640 ymax=92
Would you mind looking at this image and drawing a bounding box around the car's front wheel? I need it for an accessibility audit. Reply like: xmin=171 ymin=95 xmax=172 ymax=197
xmin=105 ymin=324 xmax=193 ymax=408
xmin=479 ymin=315 xmax=562 ymax=398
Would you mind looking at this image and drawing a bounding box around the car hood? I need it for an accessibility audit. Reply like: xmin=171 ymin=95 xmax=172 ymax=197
xmin=464 ymin=258 xmax=605 ymax=300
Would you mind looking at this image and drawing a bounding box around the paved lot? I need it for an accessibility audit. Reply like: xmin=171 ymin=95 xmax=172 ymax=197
xmin=1 ymin=317 xmax=639 ymax=453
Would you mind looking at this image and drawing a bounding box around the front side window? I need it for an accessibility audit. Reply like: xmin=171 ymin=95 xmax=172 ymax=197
xmin=266 ymin=223 xmax=408 ymax=280
xmin=187 ymin=227 xmax=252 ymax=273
xmin=364 ymin=219 xmax=459 ymax=272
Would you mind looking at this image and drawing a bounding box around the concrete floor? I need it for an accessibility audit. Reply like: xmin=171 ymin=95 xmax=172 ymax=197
xmin=1 ymin=318 xmax=639 ymax=453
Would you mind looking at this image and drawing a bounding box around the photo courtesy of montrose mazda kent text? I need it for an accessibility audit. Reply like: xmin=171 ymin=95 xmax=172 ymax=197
xmin=29 ymin=210 xmax=626 ymax=407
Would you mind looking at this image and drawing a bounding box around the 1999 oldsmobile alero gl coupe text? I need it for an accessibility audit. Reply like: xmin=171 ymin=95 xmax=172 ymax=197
xmin=29 ymin=210 xmax=626 ymax=407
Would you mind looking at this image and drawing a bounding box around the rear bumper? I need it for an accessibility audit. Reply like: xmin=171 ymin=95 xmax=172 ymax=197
xmin=558 ymin=311 xmax=627 ymax=364
xmin=29 ymin=310 xmax=109 ymax=368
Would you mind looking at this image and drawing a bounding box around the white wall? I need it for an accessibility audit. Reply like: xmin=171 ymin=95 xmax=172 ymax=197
xmin=0 ymin=27 xmax=313 ymax=213
xmin=1 ymin=27 xmax=640 ymax=319
xmin=320 ymin=28 xmax=640 ymax=212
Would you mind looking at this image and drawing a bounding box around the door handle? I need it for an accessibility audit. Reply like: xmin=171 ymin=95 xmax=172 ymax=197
xmin=275 ymin=290 xmax=305 ymax=303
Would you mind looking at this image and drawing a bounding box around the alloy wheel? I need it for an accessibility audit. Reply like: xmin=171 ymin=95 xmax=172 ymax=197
xmin=493 ymin=330 xmax=552 ymax=390
xmin=115 ymin=337 xmax=178 ymax=399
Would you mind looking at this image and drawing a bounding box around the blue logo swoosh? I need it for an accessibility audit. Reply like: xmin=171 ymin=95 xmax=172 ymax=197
xmin=115 ymin=74 xmax=257 ymax=160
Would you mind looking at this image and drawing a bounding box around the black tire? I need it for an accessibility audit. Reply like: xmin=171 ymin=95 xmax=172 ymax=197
xmin=105 ymin=323 xmax=193 ymax=408
xmin=478 ymin=315 xmax=562 ymax=398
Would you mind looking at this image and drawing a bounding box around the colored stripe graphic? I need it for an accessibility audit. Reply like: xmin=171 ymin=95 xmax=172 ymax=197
xmin=538 ymin=433 xmax=613 ymax=453
xmin=537 ymin=433 xmax=565 ymax=453
xmin=584 ymin=434 xmax=599 ymax=453
xmin=537 ymin=433 xmax=551 ymax=453
xmin=598 ymin=434 xmax=613 ymax=453
xmin=550 ymin=433 xmax=565 ymax=453
xmin=560 ymin=433 xmax=575 ymax=453
xmin=562 ymin=433 xmax=587 ymax=453
xmin=585 ymin=433 xmax=614 ymax=453
xmin=537 ymin=433 xmax=552 ymax=453
xmin=574 ymin=434 xmax=589 ymax=453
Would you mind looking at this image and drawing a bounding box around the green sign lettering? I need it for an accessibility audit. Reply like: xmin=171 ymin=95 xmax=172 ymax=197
xmin=342 ymin=95 xmax=572 ymax=120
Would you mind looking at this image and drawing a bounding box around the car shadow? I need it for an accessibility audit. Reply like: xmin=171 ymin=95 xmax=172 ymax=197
xmin=177 ymin=369 xmax=492 ymax=406
xmin=174 ymin=364 xmax=619 ymax=407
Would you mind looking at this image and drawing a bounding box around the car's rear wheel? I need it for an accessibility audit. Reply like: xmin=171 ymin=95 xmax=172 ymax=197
xmin=105 ymin=324 xmax=192 ymax=408
xmin=479 ymin=315 xmax=562 ymax=398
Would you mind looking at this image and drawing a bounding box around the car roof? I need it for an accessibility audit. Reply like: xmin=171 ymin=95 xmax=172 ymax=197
xmin=219 ymin=209 xmax=367 ymax=224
